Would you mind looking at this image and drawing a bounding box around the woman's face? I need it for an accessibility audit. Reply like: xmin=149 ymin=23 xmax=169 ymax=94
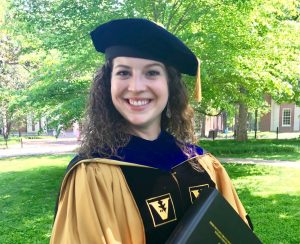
xmin=111 ymin=57 xmax=169 ymax=138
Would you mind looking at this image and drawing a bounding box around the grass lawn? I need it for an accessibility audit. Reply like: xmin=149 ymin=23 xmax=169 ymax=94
xmin=0 ymin=137 xmax=23 ymax=148
xmin=199 ymin=138 xmax=300 ymax=161
xmin=216 ymin=131 xmax=300 ymax=140
xmin=224 ymin=163 xmax=300 ymax=243
xmin=0 ymin=136 xmax=53 ymax=148
xmin=0 ymin=154 xmax=73 ymax=244
xmin=0 ymin=154 xmax=299 ymax=243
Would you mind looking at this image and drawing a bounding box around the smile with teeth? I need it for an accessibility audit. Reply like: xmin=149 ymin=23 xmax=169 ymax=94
xmin=128 ymin=99 xmax=151 ymax=106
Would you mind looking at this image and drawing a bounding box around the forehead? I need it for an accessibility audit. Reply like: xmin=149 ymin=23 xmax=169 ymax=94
xmin=113 ymin=57 xmax=166 ymax=69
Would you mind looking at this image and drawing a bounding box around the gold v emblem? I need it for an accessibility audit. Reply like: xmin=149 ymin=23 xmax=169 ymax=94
xmin=146 ymin=193 xmax=177 ymax=227
xmin=189 ymin=184 xmax=209 ymax=203
xmin=191 ymin=189 xmax=200 ymax=199
xmin=148 ymin=197 xmax=170 ymax=220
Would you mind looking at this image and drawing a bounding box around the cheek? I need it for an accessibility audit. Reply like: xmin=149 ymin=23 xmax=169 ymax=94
xmin=110 ymin=79 xmax=128 ymax=112
xmin=161 ymin=79 xmax=169 ymax=102
xmin=110 ymin=78 xmax=120 ymax=96
xmin=110 ymin=79 xmax=119 ymax=105
xmin=110 ymin=81 xmax=115 ymax=97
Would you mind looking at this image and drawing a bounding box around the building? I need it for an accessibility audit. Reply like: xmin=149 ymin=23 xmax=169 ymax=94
xmin=26 ymin=114 xmax=48 ymax=135
xmin=260 ymin=96 xmax=300 ymax=132
xmin=204 ymin=114 xmax=224 ymax=136
xmin=195 ymin=112 xmax=225 ymax=138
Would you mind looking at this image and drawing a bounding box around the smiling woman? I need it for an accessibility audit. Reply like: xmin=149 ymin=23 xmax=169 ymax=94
xmin=111 ymin=57 xmax=169 ymax=140
xmin=50 ymin=18 xmax=253 ymax=244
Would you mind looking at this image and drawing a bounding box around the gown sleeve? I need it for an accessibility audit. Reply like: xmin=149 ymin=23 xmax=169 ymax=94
xmin=196 ymin=153 xmax=250 ymax=226
xmin=50 ymin=161 xmax=145 ymax=244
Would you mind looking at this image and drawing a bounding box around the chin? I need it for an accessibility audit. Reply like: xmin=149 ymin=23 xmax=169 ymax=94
xmin=128 ymin=120 xmax=148 ymax=127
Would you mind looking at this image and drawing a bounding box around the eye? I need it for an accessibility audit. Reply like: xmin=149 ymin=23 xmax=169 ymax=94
xmin=115 ymin=70 xmax=131 ymax=78
xmin=146 ymin=70 xmax=160 ymax=77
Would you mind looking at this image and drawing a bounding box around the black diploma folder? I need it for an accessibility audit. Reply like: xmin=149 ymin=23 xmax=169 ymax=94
xmin=166 ymin=188 xmax=262 ymax=244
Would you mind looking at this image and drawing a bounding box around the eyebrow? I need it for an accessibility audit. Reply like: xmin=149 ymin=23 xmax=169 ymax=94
xmin=113 ymin=64 xmax=130 ymax=69
xmin=146 ymin=63 xmax=165 ymax=69
xmin=113 ymin=63 xmax=165 ymax=70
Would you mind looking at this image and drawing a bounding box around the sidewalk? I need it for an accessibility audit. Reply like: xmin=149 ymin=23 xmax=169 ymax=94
xmin=219 ymin=157 xmax=300 ymax=169
xmin=1 ymin=139 xmax=299 ymax=169
xmin=0 ymin=138 xmax=80 ymax=158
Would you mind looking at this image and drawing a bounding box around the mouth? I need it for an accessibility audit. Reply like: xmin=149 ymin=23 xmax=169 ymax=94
xmin=127 ymin=98 xmax=151 ymax=107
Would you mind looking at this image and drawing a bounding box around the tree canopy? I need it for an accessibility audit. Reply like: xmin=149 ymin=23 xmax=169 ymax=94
xmin=1 ymin=0 xmax=299 ymax=140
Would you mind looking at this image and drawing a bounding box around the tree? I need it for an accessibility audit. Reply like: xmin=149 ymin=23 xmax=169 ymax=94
xmin=188 ymin=0 xmax=300 ymax=140
xmin=5 ymin=0 xmax=300 ymax=141
xmin=0 ymin=30 xmax=29 ymax=144
xmin=6 ymin=0 xmax=121 ymax=130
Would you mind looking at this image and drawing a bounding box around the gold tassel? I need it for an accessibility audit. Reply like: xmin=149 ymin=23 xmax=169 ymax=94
xmin=194 ymin=58 xmax=202 ymax=102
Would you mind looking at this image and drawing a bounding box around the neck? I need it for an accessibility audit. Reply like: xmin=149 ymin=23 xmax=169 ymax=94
xmin=129 ymin=126 xmax=161 ymax=141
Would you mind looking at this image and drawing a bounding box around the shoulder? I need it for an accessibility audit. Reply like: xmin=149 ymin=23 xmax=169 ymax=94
xmin=65 ymin=151 xmax=113 ymax=173
xmin=61 ymin=156 xmax=130 ymax=194
xmin=65 ymin=154 xmax=85 ymax=172
xmin=185 ymin=142 xmax=208 ymax=157
xmin=164 ymin=131 xmax=206 ymax=156
xmin=65 ymin=154 xmax=152 ymax=175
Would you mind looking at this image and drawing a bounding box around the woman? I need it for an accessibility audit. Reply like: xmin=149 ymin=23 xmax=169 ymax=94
xmin=51 ymin=18 xmax=252 ymax=244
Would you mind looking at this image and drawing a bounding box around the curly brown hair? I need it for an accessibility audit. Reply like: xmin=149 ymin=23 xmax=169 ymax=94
xmin=79 ymin=60 xmax=195 ymax=158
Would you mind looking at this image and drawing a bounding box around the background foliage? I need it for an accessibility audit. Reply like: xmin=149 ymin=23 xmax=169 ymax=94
xmin=0 ymin=0 xmax=299 ymax=140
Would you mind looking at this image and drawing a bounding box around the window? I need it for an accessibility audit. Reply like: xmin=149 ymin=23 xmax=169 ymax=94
xmin=282 ymin=108 xmax=291 ymax=127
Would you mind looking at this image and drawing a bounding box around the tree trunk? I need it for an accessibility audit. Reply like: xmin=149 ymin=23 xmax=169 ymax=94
xmin=1 ymin=108 xmax=11 ymax=148
xmin=200 ymin=114 xmax=206 ymax=137
xmin=222 ymin=112 xmax=227 ymax=133
xmin=254 ymin=109 xmax=258 ymax=139
xmin=236 ymin=102 xmax=248 ymax=141
xmin=3 ymin=121 xmax=11 ymax=149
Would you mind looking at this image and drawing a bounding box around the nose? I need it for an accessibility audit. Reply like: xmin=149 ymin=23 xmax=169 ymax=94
xmin=128 ymin=72 xmax=146 ymax=92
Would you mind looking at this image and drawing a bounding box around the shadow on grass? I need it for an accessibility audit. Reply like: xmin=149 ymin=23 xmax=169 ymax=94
xmin=220 ymin=153 xmax=300 ymax=161
xmin=199 ymin=139 xmax=300 ymax=161
xmin=223 ymin=163 xmax=273 ymax=178
xmin=223 ymin=164 xmax=300 ymax=243
xmin=0 ymin=166 xmax=66 ymax=244
xmin=237 ymin=188 xmax=300 ymax=243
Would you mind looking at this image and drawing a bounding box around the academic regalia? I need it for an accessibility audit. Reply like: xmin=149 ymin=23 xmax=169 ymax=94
xmin=50 ymin=131 xmax=250 ymax=244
